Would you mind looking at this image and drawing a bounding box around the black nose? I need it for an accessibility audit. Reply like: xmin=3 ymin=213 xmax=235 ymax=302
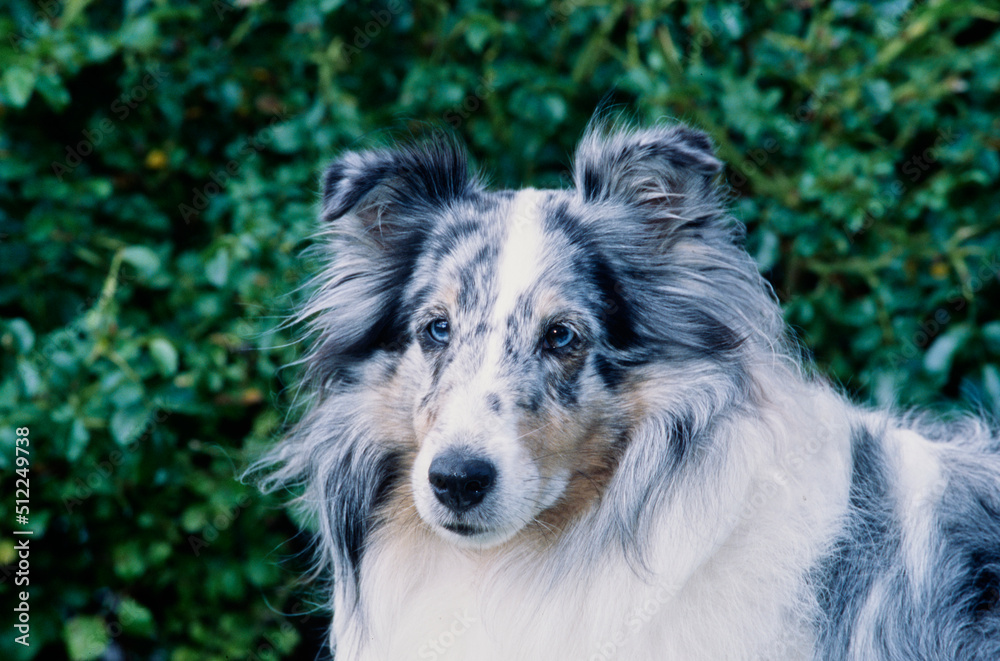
xmin=428 ymin=451 xmax=496 ymax=513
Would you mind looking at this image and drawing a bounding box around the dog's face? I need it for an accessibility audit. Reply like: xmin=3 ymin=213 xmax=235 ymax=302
xmin=307 ymin=126 xmax=757 ymax=550
xmin=399 ymin=188 xmax=629 ymax=546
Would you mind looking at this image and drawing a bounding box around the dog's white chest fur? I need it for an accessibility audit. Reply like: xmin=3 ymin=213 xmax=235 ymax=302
xmin=335 ymin=389 xmax=854 ymax=661
xmin=342 ymin=530 xmax=817 ymax=661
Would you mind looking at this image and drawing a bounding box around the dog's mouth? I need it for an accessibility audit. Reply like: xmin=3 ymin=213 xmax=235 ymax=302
xmin=442 ymin=522 xmax=489 ymax=536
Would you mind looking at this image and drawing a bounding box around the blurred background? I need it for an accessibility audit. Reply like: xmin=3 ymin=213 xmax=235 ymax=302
xmin=1 ymin=0 xmax=998 ymax=659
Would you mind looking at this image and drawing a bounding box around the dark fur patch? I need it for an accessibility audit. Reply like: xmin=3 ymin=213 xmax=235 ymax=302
xmin=549 ymin=353 xmax=586 ymax=408
xmin=323 ymin=446 xmax=402 ymax=593
xmin=592 ymin=353 xmax=625 ymax=390
xmin=814 ymin=425 xmax=900 ymax=658
xmin=428 ymin=218 xmax=488 ymax=259
xmin=939 ymin=493 xmax=1000 ymax=637
xmin=544 ymin=203 xmax=639 ymax=352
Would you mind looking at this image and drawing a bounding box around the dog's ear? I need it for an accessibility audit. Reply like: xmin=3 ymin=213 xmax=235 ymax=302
xmin=302 ymin=140 xmax=479 ymax=381
xmin=320 ymin=139 xmax=478 ymax=246
xmin=573 ymin=124 xmax=724 ymax=230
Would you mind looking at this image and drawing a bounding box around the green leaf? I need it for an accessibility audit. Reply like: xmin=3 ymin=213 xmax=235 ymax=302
xmin=2 ymin=66 xmax=37 ymax=108
xmin=6 ymin=318 xmax=35 ymax=353
xmin=119 ymin=15 xmax=159 ymax=51
xmin=121 ymin=246 xmax=161 ymax=279
xmin=863 ymin=79 xmax=893 ymax=115
xmin=62 ymin=0 xmax=98 ymax=27
xmin=754 ymin=230 xmax=780 ymax=272
xmin=464 ymin=22 xmax=491 ymax=53
xmin=117 ymin=597 xmax=155 ymax=637
xmin=112 ymin=542 xmax=146 ymax=580
xmin=148 ymin=337 xmax=178 ymax=375
xmin=67 ymin=418 xmax=91 ymax=461
xmin=110 ymin=405 xmax=150 ymax=446
xmin=923 ymin=324 xmax=972 ymax=377
xmin=205 ymin=248 xmax=230 ymax=287
xmin=84 ymin=33 xmax=117 ymax=61
xmin=33 ymin=71 xmax=71 ymax=109
xmin=17 ymin=358 xmax=41 ymax=396
xmin=983 ymin=365 xmax=1000 ymax=412
xmin=64 ymin=616 xmax=109 ymax=661
xmin=982 ymin=321 xmax=1000 ymax=354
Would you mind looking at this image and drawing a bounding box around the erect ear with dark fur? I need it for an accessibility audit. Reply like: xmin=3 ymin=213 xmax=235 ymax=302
xmin=320 ymin=138 xmax=479 ymax=246
xmin=573 ymin=124 xmax=724 ymax=230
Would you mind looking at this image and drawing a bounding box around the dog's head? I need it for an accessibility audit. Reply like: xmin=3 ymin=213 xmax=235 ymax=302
xmin=301 ymin=124 xmax=776 ymax=552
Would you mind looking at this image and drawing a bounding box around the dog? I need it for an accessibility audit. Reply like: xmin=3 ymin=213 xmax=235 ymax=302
xmin=254 ymin=121 xmax=1000 ymax=660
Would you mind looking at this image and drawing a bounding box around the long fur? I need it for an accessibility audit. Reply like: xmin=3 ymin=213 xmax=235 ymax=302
xmin=251 ymin=120 xmax=1000 ymax=660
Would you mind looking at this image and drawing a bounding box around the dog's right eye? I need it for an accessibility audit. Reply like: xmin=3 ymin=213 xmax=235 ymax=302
xmin=426 ymin=318 xmax=451 ymax=344
xmin=542 ymin=324 xmax=576 ymax=351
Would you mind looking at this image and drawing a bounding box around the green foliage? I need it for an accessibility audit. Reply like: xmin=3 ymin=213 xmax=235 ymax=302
xmin=1 ymin=0 xmax=998 ymax=658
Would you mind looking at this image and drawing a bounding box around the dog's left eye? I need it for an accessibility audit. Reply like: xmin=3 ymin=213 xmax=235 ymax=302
xmin=542 ymin=324 xmax=576 ymax=351
xmin=426 ymin=318 xmax=451 ymax=344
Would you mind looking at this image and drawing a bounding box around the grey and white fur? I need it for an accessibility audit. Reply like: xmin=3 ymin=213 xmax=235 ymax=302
xmin=252 ymin=119 xmax=1000 ymax=660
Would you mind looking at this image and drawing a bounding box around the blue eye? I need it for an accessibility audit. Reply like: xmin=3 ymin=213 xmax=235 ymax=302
xmin=427 ymin=318 xmax=451 ymax=344
xmin=543 ymin=324 xmax=575 ymax=350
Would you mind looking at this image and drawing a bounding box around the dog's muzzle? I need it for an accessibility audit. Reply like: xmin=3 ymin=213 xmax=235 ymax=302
xmin=428 ymin=449 xmax=496 ymax=514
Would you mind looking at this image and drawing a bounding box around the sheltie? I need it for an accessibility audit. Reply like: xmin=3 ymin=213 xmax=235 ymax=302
xmin=254 ymin=120 xmax=1000 ymax=659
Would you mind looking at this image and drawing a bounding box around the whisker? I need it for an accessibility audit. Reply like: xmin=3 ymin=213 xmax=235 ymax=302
xmin=514 ymin=419 xmax=558 ymax=441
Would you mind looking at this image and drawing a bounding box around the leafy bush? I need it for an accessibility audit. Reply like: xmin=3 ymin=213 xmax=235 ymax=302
xmin=1 ymin=1 xmax=998 ymax=659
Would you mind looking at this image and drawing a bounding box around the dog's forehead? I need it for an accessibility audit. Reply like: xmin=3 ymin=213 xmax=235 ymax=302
xmin=433 ymin=188 xmax=557 ymax=252
xmin=419 ymin=189 xmax=588 ymax=316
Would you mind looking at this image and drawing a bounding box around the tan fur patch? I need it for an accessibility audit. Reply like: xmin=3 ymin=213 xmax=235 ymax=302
xmin=533 ymin=418 xmax=623 ymax=535
xmin=528 ymin=372 xmax=652 ymax=537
